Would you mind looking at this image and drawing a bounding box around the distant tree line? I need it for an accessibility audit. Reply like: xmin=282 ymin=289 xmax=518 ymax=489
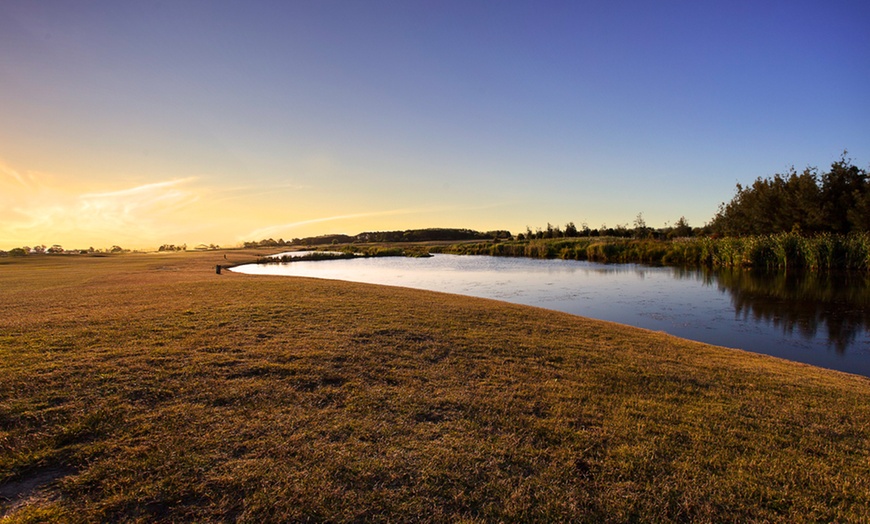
xmin=517 ymin=216 xmax=703 ymax=241
xmin=711 ymin=153 xmax=870 ymax=236
xmin=519 ymin=153 xmax=868 ymax=242
xmin=158 ymin=244 xmax=187 ymax=251
xmin=356 ymin=228 xmax=511 ymax=243
xmin=243 ymin=228 xmax=512 ymax=248
xmin=0 ymin=245 xmax=127 ymax=256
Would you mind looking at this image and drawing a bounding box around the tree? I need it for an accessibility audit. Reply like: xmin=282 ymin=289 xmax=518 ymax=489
xmin=544 ymin=223 xmax=555 ymax=239
xmin=848 ymin=189 xmax=870 ymax=232
xmin=564 ymin=222 xmax=578 ymax=237
xmin=820 ymin=153 xmax=867 ymax=233
xmin=633 ymin=213 xmax=651 ymax=238
xmin=668 ymin=217 xmax=692 ymax=239
xmin=711 ymin=153 xmax=868 ymax=235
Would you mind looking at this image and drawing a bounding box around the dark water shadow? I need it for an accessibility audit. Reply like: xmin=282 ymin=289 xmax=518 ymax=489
xmin=682 ymin=268 xmax=870 ymax=355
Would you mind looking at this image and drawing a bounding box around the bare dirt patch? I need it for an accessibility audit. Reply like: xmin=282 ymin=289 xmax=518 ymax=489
xmin=0 ymin=466 xmax=76 ymax=518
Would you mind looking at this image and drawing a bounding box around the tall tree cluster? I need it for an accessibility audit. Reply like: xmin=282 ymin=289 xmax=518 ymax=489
xmin=712 ymin=154 xmax=870 ymax=236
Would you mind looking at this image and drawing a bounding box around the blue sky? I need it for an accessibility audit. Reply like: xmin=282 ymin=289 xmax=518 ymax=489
xmin=1 ymin=0 xmax=868 ymax=249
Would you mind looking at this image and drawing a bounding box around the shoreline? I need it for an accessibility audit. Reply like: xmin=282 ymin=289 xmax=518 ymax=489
xmin=229 ymin=252 xmax=870 ymax=379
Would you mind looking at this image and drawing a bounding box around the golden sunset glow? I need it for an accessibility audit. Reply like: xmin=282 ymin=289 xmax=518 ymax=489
xmin=1 ymin=2 xmax=867 ymax=250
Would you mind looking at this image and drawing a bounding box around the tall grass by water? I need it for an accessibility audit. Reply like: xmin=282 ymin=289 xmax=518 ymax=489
xmin=257 ymin=245 xmax=433 ymax=264
xmin=435 ymin=232 xmax=870 ymax=270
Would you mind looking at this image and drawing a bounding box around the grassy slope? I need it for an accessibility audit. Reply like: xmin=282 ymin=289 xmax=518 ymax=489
xmin=0 ymin=252 xmax=868 ymax=523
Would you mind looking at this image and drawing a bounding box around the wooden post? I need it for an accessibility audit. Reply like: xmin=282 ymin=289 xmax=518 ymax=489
xmin=215 ymin=264 xmax=221 ymax=275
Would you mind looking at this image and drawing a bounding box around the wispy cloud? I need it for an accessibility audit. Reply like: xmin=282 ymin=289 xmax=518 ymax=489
xmin=0 ymin=161 xmax=34 ymax=188
xmin=1 ymin=177 xmax=201 ymax=247
xmin=208 ymin=182 xmax=308 ymax=204
xmin=80 ymin=178 xmax=197 ymax=199
xmin=78 ymin=178 xmax=199 ymax=220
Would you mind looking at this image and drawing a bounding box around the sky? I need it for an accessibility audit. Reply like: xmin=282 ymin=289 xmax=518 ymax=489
xmin=1 ymin=0 xmax=868 ymax=250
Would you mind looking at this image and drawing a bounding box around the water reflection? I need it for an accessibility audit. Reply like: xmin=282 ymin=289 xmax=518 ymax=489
xmin=709 ymin=270 xmax=870 ymax=354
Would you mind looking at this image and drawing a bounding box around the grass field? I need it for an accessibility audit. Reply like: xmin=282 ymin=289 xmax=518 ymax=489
xmin=1 ymin=251 xmax=869 ymax=522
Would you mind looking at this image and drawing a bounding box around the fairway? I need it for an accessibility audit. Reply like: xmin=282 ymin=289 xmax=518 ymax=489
xmin=1 ymin=251 xmax=869 ymax=522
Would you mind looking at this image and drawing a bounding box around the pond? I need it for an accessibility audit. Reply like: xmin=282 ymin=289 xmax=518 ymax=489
xmin=231 ymin=253 xmax=870 ymax=378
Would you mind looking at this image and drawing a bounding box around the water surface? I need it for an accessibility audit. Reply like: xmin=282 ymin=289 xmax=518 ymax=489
xmin=231 ymin=253 xmax=870 ymax=377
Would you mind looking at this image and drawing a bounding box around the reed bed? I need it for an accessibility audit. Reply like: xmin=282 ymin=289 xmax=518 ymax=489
xmin=436 ymin=233 xmax=870 ymax=270
xmin=256 ymin=246 xmax=432 ymax=265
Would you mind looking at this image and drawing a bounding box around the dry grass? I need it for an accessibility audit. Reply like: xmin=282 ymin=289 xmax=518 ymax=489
xmin=1 ymin=251 xmax=869 ymax=522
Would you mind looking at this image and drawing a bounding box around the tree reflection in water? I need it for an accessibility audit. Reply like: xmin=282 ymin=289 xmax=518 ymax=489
xmin=703 ymin=269 xmax=870 ymax=354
